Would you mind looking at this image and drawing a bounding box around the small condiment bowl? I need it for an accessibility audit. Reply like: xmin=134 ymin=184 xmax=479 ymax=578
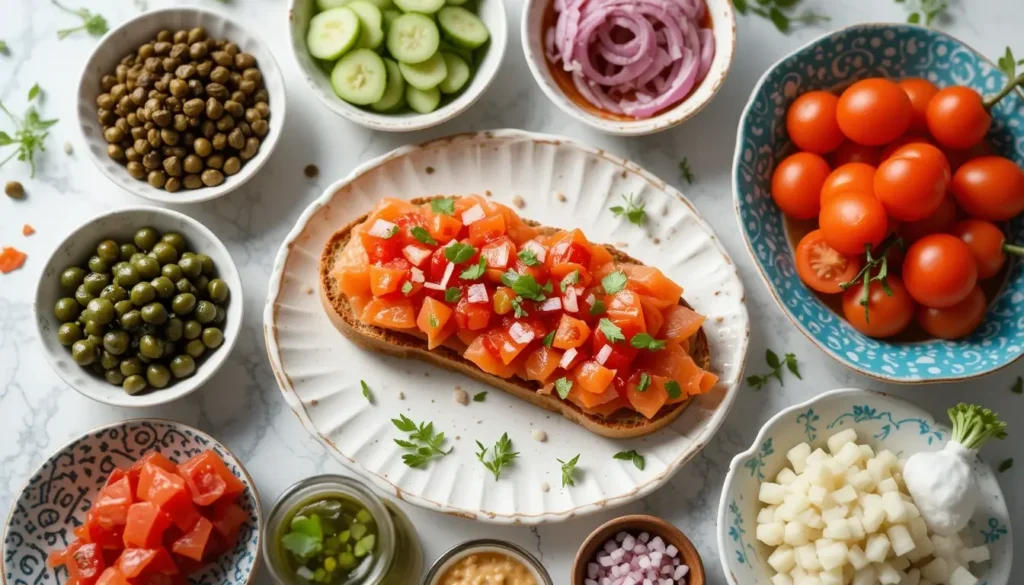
xmin=521 ymin=0 xmax=736 ymax=136
xmin=33 ymin=206 xmax=243 ymax=407
xmin=77 ymin=6 xmax=286 ymax=204
xmin=423 ymin=539 xmax=552 ymax=585
xmin=287 ymin=0 xmax=507 ymax=132
xmin=1 ymin=418 xmax=263 ymax=585
xmin=716 ymin=388 xmax=1013 ymax=585
xmin=572 ymin=515 xmax=705 ymax=585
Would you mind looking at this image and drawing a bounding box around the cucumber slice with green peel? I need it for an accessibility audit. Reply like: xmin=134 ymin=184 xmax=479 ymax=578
xmin=437 ymin=6 xmax=489 ymax=50
xmin=347 ymin=0 xmax=385 ymax=49
xmin=393 ymin=0 xmax=445 ymax=13
xmin=445 ymin=0 xmax=470 ymax=6
xmin=387 ymin=13 xmax=440 ymax=64
xmin=438 ymin=40 xmax=473 ymax=65
xmin=438 ymin=52 xmax=470 ymax=94
xmin=317 ymin=0 xmax=349 ymax=10
xmin=307 ymin=8 xmax=362 ymax=60
xmin=371 ymin=58 xmax=407 ymax=112
xmin=331 ymin=49 xmax=388 ymax=105
xmin=382 ymin=9 xmax=402 ymax=34
xmin=406 ymin=85 xmax=441 ymax=114
xmin=398 ymin=52 xmax=447 ymax=90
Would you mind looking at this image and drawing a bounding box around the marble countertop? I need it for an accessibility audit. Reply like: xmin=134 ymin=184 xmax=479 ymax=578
xmin=0 ymin=0 xmax=1020 ymax=583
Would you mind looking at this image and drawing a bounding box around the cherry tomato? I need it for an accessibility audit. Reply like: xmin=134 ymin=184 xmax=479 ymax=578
xmin=916 ymin=285 xmax=987 ymax=339
xmin=819 ymin=191 xmax=890 ymax=255
xmin=880 ymin=134 xmax=935 ymax=161
xmin=786 ymin=91 xmax=845 ymax=154
xmin=795 ymin=229 xmax=863 ymax=294
xmin=952 ymin=219 xmax=1020 ymax=279
xmin=771 ymin=152 xmax=831 ymax=220
xmin=898 ymin=78 xmax=940 ymax=133
xmin=902 ymin=234 xmax=978 ymax=308
xmin=899 ymin=195 xmax=958 ymax=244
xmin=873 ymin=153 xmax=948 ymax=221
xmin=842 ymin=275 xmax=915 ymax=338
xmin=951 ymin=156 xmax=1024 ymax=221
xmin=888 ymin=142 xmax=951 ymax=182
xmin=926 ymin=86 xmax=992 ymax=150
xmin=831 ymin=140 xmax=881 ymax=167
xmin=836 ymin=78 xmax=913 ymax=146
xmin=821 ymin=163 xmax=876 ymax=204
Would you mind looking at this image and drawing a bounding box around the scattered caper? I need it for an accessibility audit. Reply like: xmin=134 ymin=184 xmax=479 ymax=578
xmin=201 ymin=327 xmax=224 ymax=349
xmin=71 ymin=340 xmax=98 ymax=366
xmin=55 ymin=297 xmax=81 ymax=322
xmin=57 ymin=322 xmax=84 ymax=346
xmin=60 ymin=267 xmax=86 ymax=290
xmin=123 ymin=374 xmax=148 ymax=394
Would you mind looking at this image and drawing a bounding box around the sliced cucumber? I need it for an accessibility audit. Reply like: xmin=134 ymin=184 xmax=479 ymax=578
xmin=445 ymin=0 xmax=470 ymax=5
xmin=393 ymin=0 xmax=445 ymax=13
xmin=331 ymin=49 xmax=388 ymax=105
xmin=438 ymin=52 xmax=470 ymax=94
xmin=398 ymin=52 xmax=447 ymax=90
xmin=317 ymin=0 xmax=349 ymax=10
xmin=437 ymin=6 xmax=488 ymax=50
xmin=382 ymin=9 xmax=402 ymax=34
xmin=307 ymin=7 xmax=362 ymax=61
xmin=406 ymin=85 xmax=441 ymax=114
xmin=353 ymin=0 xmax=394 ymax=9
xmin=347 ymin=0 xmax=385 ymax=50
xmin=438 ymin=39 xmax=473 ymax=65
xmin=371 ymin=58 xmax=407 ymax=112
xmin=387 ymin=13 xmax=440 ymax=64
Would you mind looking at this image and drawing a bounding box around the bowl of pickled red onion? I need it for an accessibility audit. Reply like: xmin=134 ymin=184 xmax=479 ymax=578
xmin=522 ymin=0 xmax=736 ymax=135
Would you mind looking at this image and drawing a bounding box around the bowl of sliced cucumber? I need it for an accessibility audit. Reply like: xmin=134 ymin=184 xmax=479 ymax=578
xmin=288 ymin=0 xmax=506 ymax=131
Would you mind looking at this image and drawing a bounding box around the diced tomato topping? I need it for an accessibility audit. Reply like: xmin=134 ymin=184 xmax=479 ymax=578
xmin=361 ymin=297 xmax=416 ymax=329
xmin=626 ymin=372 xmax=669 ymax=420
xmin=662 ymin=305 xmax=706 ymax=344
xmin=123 ymin=503 xmax=172 ymax=549
xmin=480 ymin=237 xmax=516 ymax=269
xmin=605 ymin=290 xmax=646 ymax=332
xmin=546 ymin=229 xmax=592 ymax=267
xmin=369 ymin=259 xmax=411 ymax=296
xmin=492 ymin=287 xmax=515 ymax=315
xmin=454 ymin=297 xmax=491 ymax=331
xmin=468 ymin=213 xmax=506 ymax=246
xmin=417 ymin=297 xmax=455 ymax=349
xmin=358 ymin=229 xmax=403 ymax=265
xmin=177 ymin=450 xmax=246 ymax=507
xmin=573 ymin=360 xmax=616 ymax=394
xmin=425 ymin=211 xmax=463 ymax=242
xmin=524 ymin=346 xmax=561 ymax=383
xmin=333 ymin=267 xmax=371 ymax=298
xmin=553 ymin=315 xmax=590 ymax=349
xmin=550 ymin=262 xmax=592 ymax=289
xmin=171 ymin=517 xmax=214 ymax=562
xmin=566 ymin=383 xmax=619 ymax=409
xmin=464 ymin=335 xmax=516 ymax=377
xmin=95 ymin=567 xmax=131 ymax=585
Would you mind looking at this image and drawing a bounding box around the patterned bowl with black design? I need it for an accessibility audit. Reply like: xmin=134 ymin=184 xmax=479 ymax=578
xmin=715 ymin=388 xmax=1013 ymax=585
xmin=2 ymin=419 xmax=262 ymax=585
xmin=733 ymin=23 xmax=1024 ymax=383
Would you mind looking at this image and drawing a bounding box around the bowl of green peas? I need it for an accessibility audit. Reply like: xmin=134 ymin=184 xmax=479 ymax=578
xmin=33 ymin=207 xmax=243 ymax=407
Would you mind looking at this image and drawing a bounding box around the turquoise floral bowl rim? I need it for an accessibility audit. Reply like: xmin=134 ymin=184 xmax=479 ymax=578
xmin=730 ymin=22 xmax=1024 ymax=385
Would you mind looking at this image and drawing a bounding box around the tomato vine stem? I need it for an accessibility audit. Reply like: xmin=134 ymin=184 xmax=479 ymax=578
xmin=839 ymin=234 xmax=904 ymax=324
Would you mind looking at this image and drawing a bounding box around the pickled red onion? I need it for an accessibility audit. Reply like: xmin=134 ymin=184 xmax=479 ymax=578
xmin=547 ymin=0 xmax=715 ymax=119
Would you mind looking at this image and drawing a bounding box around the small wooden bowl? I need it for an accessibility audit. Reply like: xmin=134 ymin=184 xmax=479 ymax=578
xmin=572 ymin=515 xmax=705 ymax=585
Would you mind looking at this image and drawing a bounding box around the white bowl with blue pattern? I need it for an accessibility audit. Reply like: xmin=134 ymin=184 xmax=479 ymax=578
xmin=716 ymin=388 xmax=1013 ymax=585
xmin=732 ymin=23 xmax=1024 ymax=383
xmin=2 ymin=419 xmax=262 ymax=585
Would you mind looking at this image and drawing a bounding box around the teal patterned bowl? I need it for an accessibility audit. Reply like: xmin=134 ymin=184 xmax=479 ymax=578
xmin=716 ymin=388 xmax=1013 ymax=585
xmin=732 ymin=23 xmax=1024 ymax=383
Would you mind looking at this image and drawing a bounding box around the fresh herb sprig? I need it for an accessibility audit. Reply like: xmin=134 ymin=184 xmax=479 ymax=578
xmin=733 ymin=0 xmax=829 ymax=34
xmin=678 ymin=158 xmax=695 ymax=185
xmin=0 ymin=84 xmax=58 ymax=178
xmin=747 ymin=349 xmax=801 ymax=390
xmin=360 ymin=380 xmax=373 ymax=403
xmin=998 ymin=47 xmax=1024 ymax=81
xmin=558 ymin=454 xmax=580 ymax=487
xmin=896 ymin=0 xmax=949 ymax=26
xmin=52 ymin=0 xmax=108 ymax=39
xmin=839 ymin=234 xmax=903 ymax=323
xmin=476 ymin=433 xmax=519 ymax=480
xmin=393 ymin=415 xmax=452 ymax=468
xmin=610 ymin=194 xmax=646 ymax=226
xmin=613 ymin=449 xmax=645 ymax=471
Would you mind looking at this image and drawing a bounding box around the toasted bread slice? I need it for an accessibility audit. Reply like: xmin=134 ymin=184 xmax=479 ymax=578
xmin=319 ymin=197 xmax=712 ymax=438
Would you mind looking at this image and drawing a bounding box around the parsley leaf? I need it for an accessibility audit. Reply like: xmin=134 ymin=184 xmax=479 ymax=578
xmin=589 ymin=299 xmax=606 ymax=316
xmin=280 ymin=515 xmax=323 ymax=559
xmin=428 ymin=313 xmax=439 ymax=328
xmin=997 ymin=47 xmax=1024 ymax=80
xmin=601 ymin=271 xmax=628 ymax=294
xmin=560 ymin=270 xmax=579 ymax=292
xmin=613 ymin=449 xmax=645 ymax=471
xmin=410 ymin=226 xmax=436 ymax=245
xmin=998 ymin=458 xmax=1014 ymax=473
xmin=511 ymin=296 xmax=529 ymax=318
xmin=473 ymin=391 xmax=487 ymax=402
xmin=460 ymin=257 xmax=487 ymax=280
xmin=542 ymin=330 xmax=555 ymax=347
xmin=392 ymin=414 xmax=452 ymax=468
xmin=444 ymin=287 xmax=462 ymax=302
xmin=554 ymin=377 xmax=572 ymax=399
xmin=665 ymin=380 xmax=682 ymax=400
xmin=747 ymin=349 xmax=801 ymax=390
xmin=361 ymin=380 xmax=373 ymax=403
xmin=53 ymin=0 xmax=108 ymax=39
xmin=598 ymin=318 xmax=624 ymax=343
xmin=517 ymin=249 xmax=541 ymax=267
xmin=430 ymin=197 xmax=456 ymax=215
xmin=401 ymin=281 xmax=413 ymax=296
xmin=476 ymin=433 xmax=519 ymax=480
xmin=610 ymin=194 xmax=646 ymax=226
xmin=678 ymin=157 xmax=695 ymax=184
xmin=630 ymin=333 xmax=666 ymax=351
xmin=501 ymin=271 xmax=549 ymax=302
xmin=558 ymin=454 xmax=580 ymax=488
xmin=636 ymin=372 xmax=651 ymax=392
xmin=445 ymin=242 xmax=476 ymax=264
xmin=0 ymin=83 xmax=58 ymax=178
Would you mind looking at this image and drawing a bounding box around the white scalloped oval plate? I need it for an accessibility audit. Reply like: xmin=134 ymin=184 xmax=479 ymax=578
xmin=264 ymin=130 xmax=750 ymax=523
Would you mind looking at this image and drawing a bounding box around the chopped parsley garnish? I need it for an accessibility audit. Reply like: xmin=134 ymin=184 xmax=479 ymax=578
xmin=678 ymin=157 xmax=695 ymax=184
xmin=393 ymin=414 xmax=452 ymax=468
xmin=630 ymin=333 xmax=666 ymax=351
xmin=460 ymin=257 xmax=487 ymax=280
xmin=610 ymin=193 xmax=646 ymax=226
xmin=511 ymin=296 xmax=528 ymax=318
xmin=589 ymin=299 xmax=606 ymax=315
xmin=401 ymin=281 xmax=413 ymax=295
xmin=665 ymin=380 xmax=682 ymax=400
xmin=597 ymin=318 xmax=624 ymax=343
xmin=554 ymin=377 xmax=572 ymax=399
xmin=476 ymin=433 xmax=519 ymax=481
xmin=410 ymin=226 xmax=436 ymax=245
xmin=542 ymin=331 xmax=555 ymax=347
xmin=747 ymin=349 xmax=801 ymax=390
xmin=501 ymin=271 xmax=550 ymax=302
xmin=444 ymin=287 xmax=462 ymax=302
xmin=613 ymin=449 xmax=645 ymax=471
xmin=601 ymin=270 xmax=628 ymax=294
xmin=560 ymin=270 xmax=579 ymax=292
xmin=517 ymin=249 xmax=541 ymax=266
xmin=445 ymin=242 xmax=476 ymax=264
xmin=636 ymin=372 xmax=651 ymax=392
xmin=428 ymin=313 xmax=439 ymax=328
xmin=472 ymin=391 xmax=487 ymax=402
xmin=360 ymin=380 xmax=373 ymax=403
xmin=558 ymin=454 xmax=580 ymax=488
xmin=430 ymin=197 xmax=456 ymax=215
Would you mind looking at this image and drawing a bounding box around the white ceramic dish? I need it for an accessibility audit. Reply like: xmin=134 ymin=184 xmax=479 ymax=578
xmin=521 ymin=0 xmax=736 ymax=136
xmin=717 ymin=388 xmax=1013 ymax=585
xmin=34 ymin=207 xmax=244 ymax=407
xmin=264 ymin=129 xmax=750 ymax=523
xmin=76 ymin=7 xmax=286 ymax=204
xmin=287 ymin=0 xmax=507 ymax=132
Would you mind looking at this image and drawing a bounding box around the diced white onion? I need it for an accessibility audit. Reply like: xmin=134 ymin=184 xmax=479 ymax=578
xmin=559 ymin=348 xmax=578 ymax=369
xmin=461 ymin=204 xmax=485 ymax=225
xmin=539 ymin=297 xmax=562 ymax=312
xmin=564 ymin=287 xmax=579 ymax=312
xmin=410 ymin=267 xmax=425 ymax=283
xmin=484 ymin=243 xmax=510 ymax=268
xmin=508 ymin=322 xmax=535 ymax=344
xmin=522 ymin=240 xmax=547 ymax=262
xmin=422 ymin=282 xmax=445 ymax=291
xmin=439 ymin=262 xmax=455 ymax=288
xmin=467 ymin=283 xmax=489 ymax=304
xmin=595 ymin=345 xmax=612 ymax=365
xmin=402 ymin=245 xmax=432 ymax=267
xmin=368 ymin=219 xmax=397 ymax=238
xmin=585 ymin=293 xmax=597 ymax=305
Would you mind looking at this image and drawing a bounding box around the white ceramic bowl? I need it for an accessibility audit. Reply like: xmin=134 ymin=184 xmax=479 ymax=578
xmin=287 ymin=0 xmax=507 ymax=132
xmin=716 ymin=388 xmax=1014 ymax=585
xmin=34 ymin=207 xmax=243 ymax=407
xmin=77 ymin=7 xmax=286 ymax=204
xmin=521 ymin=0 xmax=736 ymax=136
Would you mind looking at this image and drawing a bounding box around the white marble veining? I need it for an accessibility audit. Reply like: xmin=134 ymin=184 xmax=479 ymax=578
xmin=0 ymin=1 xmax=1020 ymax=584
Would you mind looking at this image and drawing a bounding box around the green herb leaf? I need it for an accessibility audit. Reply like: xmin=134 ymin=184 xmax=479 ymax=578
xmin=907 ymin=11 xmax=921 ymax=23
xmin=558 ymin=454 xmax=580 ymax=488
xmin=428 ymin=313 xmax=439 ymax=328
xmin=431 ymin=197 xmax=456 ymax=215
xmin=460 ymin=257 xmax=487 ymax=280
xmin=768 ymin=7 xmax=789 ymax=31
xmin=554 ymin=377 xmax=572 ymax=399
xmin=444 ymin=287 xmax=462 ymax=303
xmin=678 ymin=157 xmax=695 ymax=185
xmin=542 ymin=330 xmax=555 ymax=347
xmin=589 ymin=299 xmax=606 ymax=316
xmin=0 ymin=41 xmax=8 ymax=55
xmin=27 ymin=84 xmax=40 ymax=102
xmin=766 ymin=349 xmax=781 ymax=369
xmin=476 ymin=433 xmax=519 ymax=480
xmin=598 ymin=318 xmax=625 ymax=343
xmin=393 ymin=415 xmax=452 ymax=468
xmin=998 ymin=47 xmax=1017 ymax=79
xmin=630 ymin=333 xmax=666 ymax=351
xmin=473 ymin=391 xmax=487 ymax=402
xmin=601 ymin=271 xmax=628 ymax=294
xmin=1012 ymin=376 xmax=1023 ymax=394
xmin=610 ymin=193 xmax=646 ymax=226
xmin=517 ymin=249 xmax=541 ymax=267
xmin=401 ymin=281 xmax=413 ymax=296
xmin=747 ymin=349 xmax=799 ymax=390
xmin=998 ymin=458 xmax=1013 ymax=473
xmin=665 ymin=380 xmax=682 ymax=400
xmin=560 ymin=270 xmax=580 ymax=292
xmin=613 ymin=449 xmax=645 ymax=471
xmin=511 ymin=296 xmax=529 ymax=318
xmin=392 ymin=414 xmax=417 ymax=433
xmin=445 ymin=242 xmax=476 ymax=264
xmin=410 ymin=226 xmax=436 ymax=245
xmin=501 ymin=271 xmax=548 ymax=302
xmin=734 ymin=0 xmax=747 ymax=14
xmin=361 ymin=380 xmax=373 ymax=403
xmin=53 ymin=0 xmax=108 ymax=39
xmin=785 ymin=353 xmax=802 ymax=379
xmin=0 ymin=86 xmax=57 ymax=178
xmin=636 ymin=372 xmax=651 ymax=392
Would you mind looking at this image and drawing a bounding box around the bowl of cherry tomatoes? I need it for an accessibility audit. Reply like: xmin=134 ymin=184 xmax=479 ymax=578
xmin=733 ymin=23 xmax=1024 ymax=383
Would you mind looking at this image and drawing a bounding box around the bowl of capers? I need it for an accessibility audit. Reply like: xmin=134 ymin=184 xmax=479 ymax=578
xmin=77 ymin=7 xmax=285 ymax=204
xmin=33 ymin=207 xmax=243 ymax=406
